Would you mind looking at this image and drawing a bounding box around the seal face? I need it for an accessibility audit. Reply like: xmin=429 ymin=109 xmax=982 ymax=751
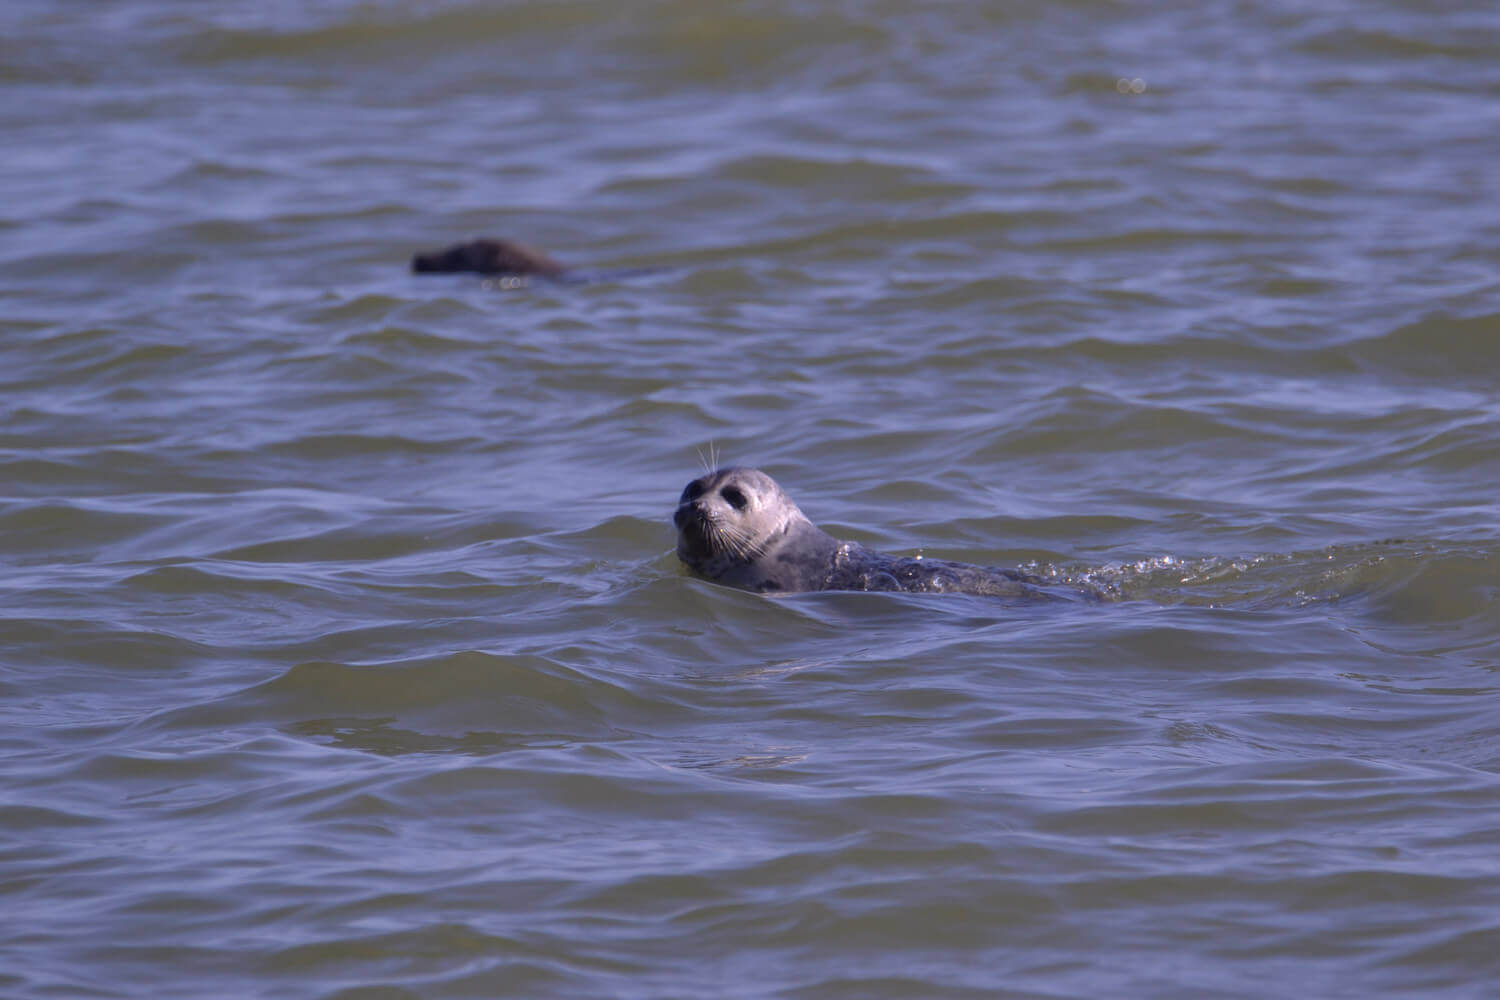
xmin=411 ymin=238 xmax=565 ymax=278
xmin=674 ymin=467 xmax=1067 ymax=599
xmin=673 ymin=467 xmax=839 ymax=593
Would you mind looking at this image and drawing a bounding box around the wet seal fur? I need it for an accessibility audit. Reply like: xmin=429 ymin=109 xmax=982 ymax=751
xmin=411 ymin=238 xmax=566 ymax=279
xmin=674 ymin=466 xmax=1076 ymax=599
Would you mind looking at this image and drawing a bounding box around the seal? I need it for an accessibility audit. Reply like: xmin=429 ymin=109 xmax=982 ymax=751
xmin=674 ymin=466 xmax=1071 ymax=598
xmin=411 ymin=237 xmax=657 ymax=284
xmin=411 ymin=238 xmax=566 ymax=278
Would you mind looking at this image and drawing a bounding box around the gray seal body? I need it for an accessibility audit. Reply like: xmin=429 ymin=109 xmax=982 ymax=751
xmin=673 ymin=467 xmax=1065 ymax=598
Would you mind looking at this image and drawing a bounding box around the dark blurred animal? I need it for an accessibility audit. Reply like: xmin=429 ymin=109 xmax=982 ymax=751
xmin=411 ymin=238 xmax=566 ymax=279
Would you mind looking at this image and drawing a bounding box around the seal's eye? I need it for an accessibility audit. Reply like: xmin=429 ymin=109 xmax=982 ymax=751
xmin=721 ymin=486 xmax=748 ymax=510
xmin=680 ymin=481 xmax=705 ymax=503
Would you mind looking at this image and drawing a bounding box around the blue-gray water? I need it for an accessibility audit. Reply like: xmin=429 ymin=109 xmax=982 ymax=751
xmin=4 ymin=1 xmax=1500 ymax=997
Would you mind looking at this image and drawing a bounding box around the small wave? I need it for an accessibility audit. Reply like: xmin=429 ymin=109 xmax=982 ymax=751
xmin=0 ymin=500 xmax=174 ymax=560
xmin=1062 ymin=541 xmax=1500 ymax=624
xmin=1332 ymin=311 xmax=1500 ymax=379
xmin=215 ymin=650 xmax=674 ymax=755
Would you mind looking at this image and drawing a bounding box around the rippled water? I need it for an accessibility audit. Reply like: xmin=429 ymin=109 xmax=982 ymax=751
xmin=4 ymin=1 xmax=1500 ymax=997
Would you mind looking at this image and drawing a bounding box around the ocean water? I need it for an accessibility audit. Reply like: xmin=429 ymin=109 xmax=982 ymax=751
xmin=3 ymin=1 xmax=1500 ymax=997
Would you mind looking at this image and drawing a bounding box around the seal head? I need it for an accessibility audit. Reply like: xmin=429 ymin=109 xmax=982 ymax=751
xmin=411 ymin=238 xmax=565 ymax=278
xmin=673 ymin=467 xmax=841 ymax=593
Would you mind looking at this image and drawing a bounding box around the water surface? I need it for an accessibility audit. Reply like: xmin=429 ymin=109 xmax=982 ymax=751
xmin=3 ymin=1 xmax=1500 ymax=997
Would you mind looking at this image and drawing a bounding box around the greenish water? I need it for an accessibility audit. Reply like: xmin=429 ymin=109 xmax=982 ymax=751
xmin=3 ymin=1 xmax=1499 ymax=997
